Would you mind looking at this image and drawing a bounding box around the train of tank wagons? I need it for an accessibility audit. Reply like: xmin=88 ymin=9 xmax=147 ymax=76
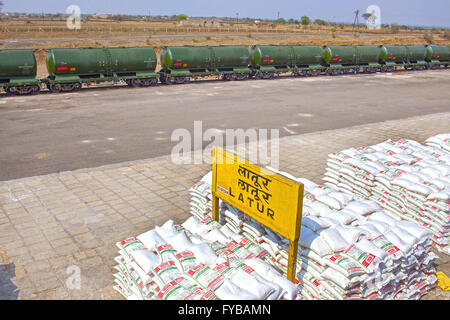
xmin=0 ymin=44 xmax=449 ymax=95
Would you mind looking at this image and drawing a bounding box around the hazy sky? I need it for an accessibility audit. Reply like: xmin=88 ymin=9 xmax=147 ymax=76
xmin=3 ymin=0 xmax=450 ymax=27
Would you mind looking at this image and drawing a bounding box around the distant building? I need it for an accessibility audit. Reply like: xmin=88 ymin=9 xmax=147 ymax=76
xmin=178 ymin=17 xmax=221 ymax=27
xmin=92 ymin=14 xmax=109 ymax=20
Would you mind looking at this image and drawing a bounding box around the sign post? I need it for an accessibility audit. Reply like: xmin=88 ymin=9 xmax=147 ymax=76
xmin=211 ymin=147 xmax=304 ymax=282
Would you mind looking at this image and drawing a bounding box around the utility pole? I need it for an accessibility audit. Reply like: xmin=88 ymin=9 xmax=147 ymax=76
xmin=352 ymin=9 xmax=360 ymax=33
xmin=277 ymin=12 xmax=280 ymax=20
xmin=236 ymin=13 xmax=239 ymax=23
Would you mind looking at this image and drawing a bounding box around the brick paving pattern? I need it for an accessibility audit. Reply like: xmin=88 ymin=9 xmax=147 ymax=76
xmin=0 ymin=112 xmax=449 ymax=299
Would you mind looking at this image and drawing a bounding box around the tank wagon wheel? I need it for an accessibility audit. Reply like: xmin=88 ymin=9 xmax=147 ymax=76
xmin=171 ymin=77 xmax=185 ymax=84
xmin=31 ymin=85 xmax=40 ymax=94
xmin=6 ymin=85 xmax=41 ymax=95
xmin=48 ymin=84 xmax=59 ymax=93
xmin=254 ymin=73 xmax=263 ymax=80
xmin=48 ymin=82 xmax=81 ymax=93
xmin=236 ymin=73 xmax=250 ymax=81
xmin=159 ymin=75 xmax=174 ymax=85
xmin=167 ymin=77 xmax=176 ymax=85
xmin=329 ymin=69 xmax=339 ymax=76
xmin=129 ymin=79 xmax=141 ymax=87
xmin=128 ymin=78 xmax=159 ymax=87
xmin=262 ymin=72 xmax=274 ymax=79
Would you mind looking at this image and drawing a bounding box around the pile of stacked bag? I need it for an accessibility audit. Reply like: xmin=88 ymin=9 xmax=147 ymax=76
xmin=112 ymin=217 xmax=298 ymax=300
xmin=322 ymin=135 xmax=450 ymax=256
xmin=425 ymin=133 xmax=450 ymax=153
xmin=112 ymin=168 xmax=440 ymax=300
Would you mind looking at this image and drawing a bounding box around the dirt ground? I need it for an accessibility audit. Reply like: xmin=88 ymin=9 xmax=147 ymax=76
xmin=0 ymin=19 xmax=429 ymax=39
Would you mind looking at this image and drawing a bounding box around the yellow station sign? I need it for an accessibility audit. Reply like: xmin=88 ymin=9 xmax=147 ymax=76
xmin=211 ymin=147 xmax=304 ymax=282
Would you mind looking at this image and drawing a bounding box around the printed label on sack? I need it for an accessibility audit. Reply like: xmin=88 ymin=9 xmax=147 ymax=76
xmin=228 ymin=258 xmax=255 ymax=275
xmin=326 ymin=254 xmax=364 ymax=276
xmin=157 ymin=277 xmax=199 ymax=300
xmin=344 ymin=245 xmax=378 ymax=272
xmin=175 ymin=251 xmax=197 ymax=271
xmin=211 ymin=241 xmax=234 ymax=257
xmin=118 ymin=237 xmax=145 ymax=257
xmin=239 ymin=238 xmax=268 ymax=258
xmin=153 ymin=261 xmax=181 ymax=285
xmin=213 ymin=262 xmax=235 ymax=278
xmin=187 ymin=264 xmax=225 ymax=290
xmin=226 ymin=240 xmax=255 ymax=260
xmin=362 ymin=254 xmax=375 ymax=267
xmin=200 ymin=217 xmax=221 ymax=229
xmin=156 ymin=244 xmax=177 ymax=262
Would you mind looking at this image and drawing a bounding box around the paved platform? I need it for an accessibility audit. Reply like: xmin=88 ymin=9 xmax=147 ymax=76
xmin=0 ymin=112 xmax=449 ymax=299
xmin=2 ymin=70 xmax=449 ymax=181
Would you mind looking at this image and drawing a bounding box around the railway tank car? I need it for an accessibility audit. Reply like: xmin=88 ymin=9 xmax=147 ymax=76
xmin=159 ymin=45 xmax=252 ymax=84
xmin=249 ymin=45 xmax=324 ymax=78
xmin=426 ymin=45 xmax=450 ymax=68
xmin=404 ymin=45 xmax=428 ymax=70
xmin=321 ymin=45 xmax=385 ymax=74
xmin=45 ymin=47 xmax=158 ymax=92
xmin=0 ymin=49 xmax=40 ymax=95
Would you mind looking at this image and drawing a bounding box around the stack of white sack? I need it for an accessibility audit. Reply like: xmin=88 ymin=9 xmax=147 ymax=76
xmin=425 ymin=133 xmax=450 ymax=153
xmin=113 ymin=218 xmax=299 ymax=300
xmin=267 ymin=168 xmax=439 ymax=300
xmin=189 ymin=171 xmax=215 ymax=221
xmin=322 ymin=138 xmax=450 ymax=255
xmin=185 ymin=169 xmax=438 ymax=299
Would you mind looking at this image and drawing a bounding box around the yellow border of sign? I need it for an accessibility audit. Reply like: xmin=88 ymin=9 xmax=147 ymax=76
xmin=211 ymin=147 xmax=303 ymax=283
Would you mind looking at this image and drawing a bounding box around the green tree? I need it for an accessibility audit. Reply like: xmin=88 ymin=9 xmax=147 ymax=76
xmin=314 ymin=19 xmax=326 ymax=26
xmin=300 ymin=15 xmax=311 ymax=25
xmin=177 ymin=14 xmax=188 ymax=21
